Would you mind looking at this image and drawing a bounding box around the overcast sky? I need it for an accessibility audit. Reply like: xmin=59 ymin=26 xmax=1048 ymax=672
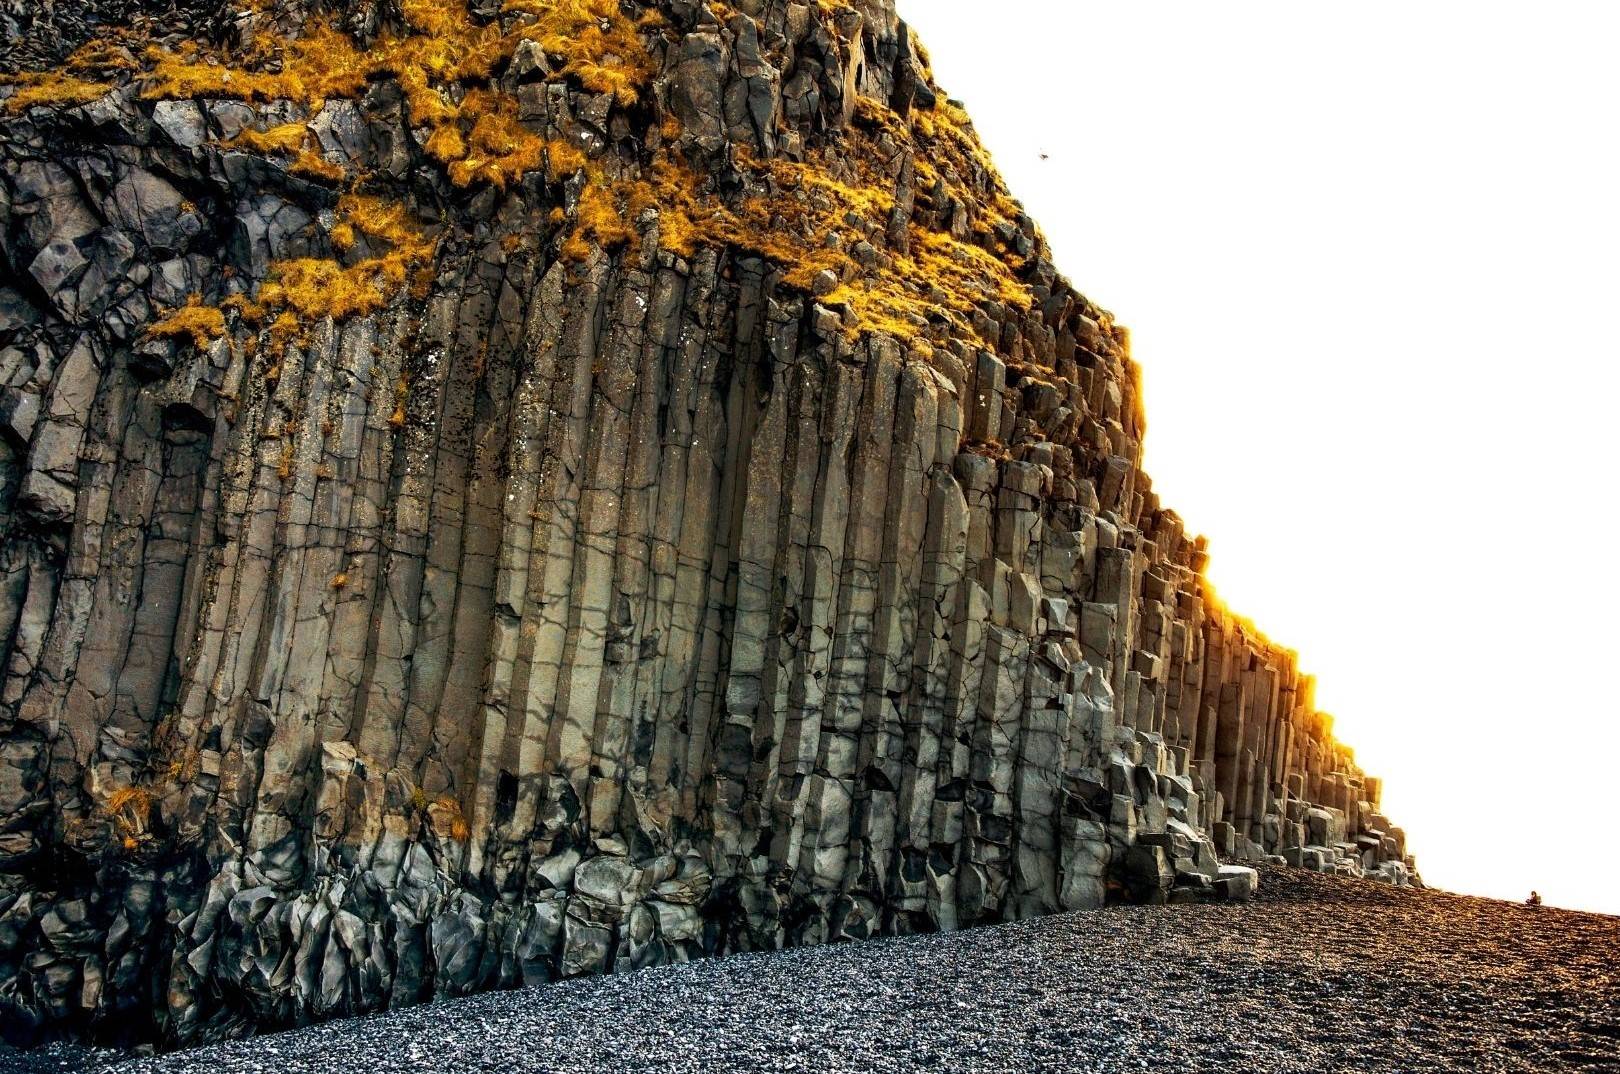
xmin=898 ymin=0 xmax=1620 ymax=914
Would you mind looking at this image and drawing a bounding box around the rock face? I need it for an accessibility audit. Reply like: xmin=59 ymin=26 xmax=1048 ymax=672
xmin=0 ymin=0 xmax=1417 ymax=1047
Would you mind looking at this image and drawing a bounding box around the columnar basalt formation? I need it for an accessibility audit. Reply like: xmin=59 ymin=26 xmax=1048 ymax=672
xmin=0 ymin=0 xmax=1416 ymax=1046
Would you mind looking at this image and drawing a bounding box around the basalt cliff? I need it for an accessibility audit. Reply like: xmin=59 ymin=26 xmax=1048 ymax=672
xmin=0 ymin=0 xmax=1416 ymax=1047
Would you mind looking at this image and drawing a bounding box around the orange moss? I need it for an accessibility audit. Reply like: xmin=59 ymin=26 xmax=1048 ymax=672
xmin=546 ymin=123 xmax=1033 ymax=345
xmin=445 ymin=91 xmax=548 ymax=187
xmin=223 ymin=121 xmax=309 ymax=154
xmin=289 ymin=148 xmax=346 ymax=182
xmin=63 ymin=41 xmax=140 ymax=73
xmin=147 ymin=298 xmax=227 ymax=349
xmin=141 ymin=22 xmax=373 ymax=104
xmin=425 ymin=122 xmax=468 ymax=165
xmin=250 ymin=219 xmax=434 ymax=325
xmin=338 ymin=193 xmax=426 ymax=251
xmin=138 ymin=0 xmax=661 ymax=183
xmin=104 ymin=785 xmax=158 ymax=844
xmin=79 ymin=1 xmax=1034 ymax=354
xmin=913 ymin=228 xmax=1032 ymax=312
xmin=389 ymin=373 xmax=410 ymax=427
xmin=1 ymin=72 xmax=112 ymax=112
xmin=506 ymin=0 xmax=660 ymax=105
xmin=161 ymin=746 xmax=202 ymax=784
xmin=171 ymin=193 xmax=438 ymax=353
xmin=222 ymin=122 xmax=346 ymax=182
xmin=563 ymin=178 xmax=642 ymax=260
xmin=649 ymin=160 xmax=707 ymax=257
xmin=265 ymin=310 xmax=303 ymax=360
xmin=431 ymin=794 xmax=472 ymax=841
xmin=257 ymin=257 xmax=401 ymax=321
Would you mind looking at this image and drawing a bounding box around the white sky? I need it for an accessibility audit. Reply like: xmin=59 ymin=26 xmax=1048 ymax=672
xmin=898 ymin=0 xmax=1620 ymax=915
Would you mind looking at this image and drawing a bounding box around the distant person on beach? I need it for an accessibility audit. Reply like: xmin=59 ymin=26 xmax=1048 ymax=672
xmin=1526 ymin=891 xmax=1542 ymax=907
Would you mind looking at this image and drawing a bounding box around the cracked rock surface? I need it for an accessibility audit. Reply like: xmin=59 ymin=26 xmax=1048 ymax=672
xmin=8 ymin=867 xmax=1616 ymax=1074
xmin=3 ymin=0 xmax=1418 ymax=1048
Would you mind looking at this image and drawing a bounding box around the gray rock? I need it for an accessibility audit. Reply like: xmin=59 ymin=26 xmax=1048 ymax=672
xmin=0 ymin=0 xmax=1415 ymax=1047
xmin=1215 ymin=864 xmax=1259 ymax=902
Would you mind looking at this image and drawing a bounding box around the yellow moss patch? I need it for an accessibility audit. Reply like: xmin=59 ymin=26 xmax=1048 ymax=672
xmin=914 ymin=228 xmax=1033 ymax=311
xmin=220 ymin=195 xmax=437 ymax=341
xmin=63 ymin=40 xmax=141 ymax=73
xmin=257 ymin=256 xmax=400 ymax=321
xmin=107 ymin=1 xmax=1037 ymax=356
xmin=511 ymin=1 xmax=664 ymax=88
xmin=525 ymin=0 xmax=659 ymax=105
xmin=147 ymin=297 xmax=227 ymax=348
xmin=551 ymin=119 xmax=1036 ymax=345
xmin=430 ymin=794 xmax=472 ymax=842
xmin=338 ymin=193 xmax=430 ymax=253
xmin=222 ymin=122 xmax=353 ymax=182
xmin=141 ymin=21 xmax=373 ymax=104
xmin=223 ymin=121 xmax=309 ymax=154
xmin=444 ymin=90 xmax=558 ymax=188
xmin=263 ymin=310 xmax=302 ymax=361
xmin=425 ymin=122 xmax=468 ymax=165
xmin=563 ymin=175 xmax=646 ymax=260
xmin=546 ymin=125 xmax=1033 ymax=347
xmin=291 ymin=149 xmax=345 ymax=182
xmin=140 ymin=0 xmax=661 ymax=176
xmin=148 ymin=191 xmax=437 ymax=398
xmin=104 ymin=785 xmax=158 ymax=845
xmin=0 ymin=72 xmax=112 ymax=113
xmin=389 ymin=372 xmax=411 ymax=427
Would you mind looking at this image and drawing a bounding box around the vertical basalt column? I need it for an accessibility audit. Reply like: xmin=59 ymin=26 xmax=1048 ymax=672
xmin=0 ymin=0 xmax=1418 ymax=1041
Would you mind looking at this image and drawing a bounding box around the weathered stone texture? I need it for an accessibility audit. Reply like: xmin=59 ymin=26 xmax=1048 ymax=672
xmin=0 ymin=0 xmax=1414 ymax=1046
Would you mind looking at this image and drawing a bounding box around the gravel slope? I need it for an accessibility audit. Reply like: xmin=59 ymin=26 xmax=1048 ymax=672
xmin=5 ymin=867 xmax=1616 ymax=1074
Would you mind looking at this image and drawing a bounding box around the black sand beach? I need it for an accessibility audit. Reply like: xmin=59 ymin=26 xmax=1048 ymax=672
xmin=7 ymin=867 xmax=1614 ymax=1074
